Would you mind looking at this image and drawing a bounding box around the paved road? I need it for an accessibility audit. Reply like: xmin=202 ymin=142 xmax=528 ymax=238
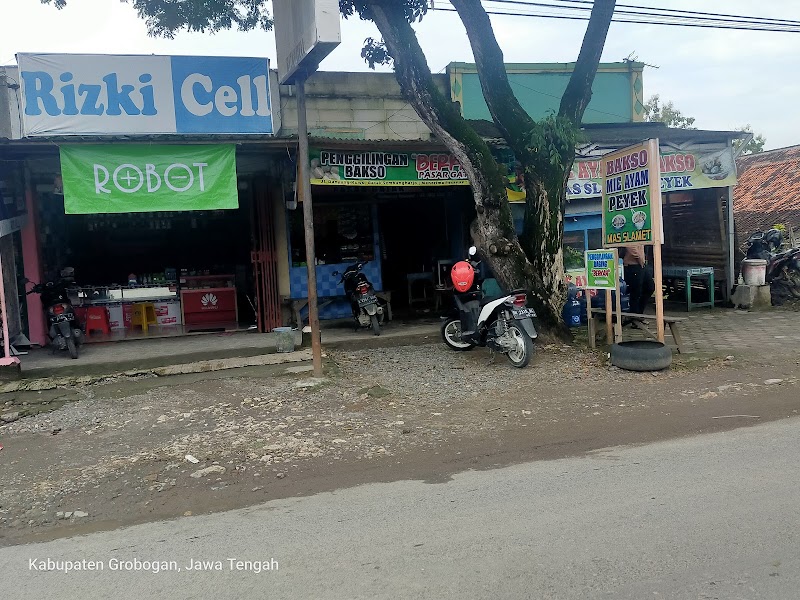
xmin=3 ymin=419 xmax=800 ymax=600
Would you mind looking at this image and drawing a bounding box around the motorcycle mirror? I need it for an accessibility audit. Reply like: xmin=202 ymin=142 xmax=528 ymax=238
xmin=468 ymin=246 xmax=477 ymax=257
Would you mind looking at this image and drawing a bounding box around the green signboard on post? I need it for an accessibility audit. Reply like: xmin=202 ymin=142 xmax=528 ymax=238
xmin=60 ymin=144 xmax=239 ymax=214
xmin=601 ymin=139 xmax=662 ymax=247
xmin=585 ymin=249 xmax=619 ymax=290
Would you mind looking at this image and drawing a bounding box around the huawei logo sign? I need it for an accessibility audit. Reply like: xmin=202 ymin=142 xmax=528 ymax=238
xmin=201 ymin=293 xmax=218 ymax=308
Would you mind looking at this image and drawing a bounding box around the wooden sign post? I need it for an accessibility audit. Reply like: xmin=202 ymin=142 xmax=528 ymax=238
xmin=586 ymin=248 xmax=621 ymax=344
xmin=600 ymin=139 xmax=665 ymax=343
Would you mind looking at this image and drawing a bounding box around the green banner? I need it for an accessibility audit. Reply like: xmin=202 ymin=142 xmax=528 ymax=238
xmin=309 ymin=149 xmax=470 ymax=186
xmin=60 ymin=144 xmax=239 ymax=214
xmin=585 ymin=249 xmax=618 ymax=289
xmin=602 ymin=140 xmax=662 ymax=246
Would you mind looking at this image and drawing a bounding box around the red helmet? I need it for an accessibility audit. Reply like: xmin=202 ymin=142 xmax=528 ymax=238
xmin=451 ymin=261 xmax=475 ymax=292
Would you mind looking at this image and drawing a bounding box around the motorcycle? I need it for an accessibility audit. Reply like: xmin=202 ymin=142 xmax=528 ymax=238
xmin=26 ymin=270 xmax=84 ymax=359
xmin=441 ymin=246 xmax=537 ymax=368
xmin=744 ymin=228 xmax=800 ymax=301
xmin=333 ymin=261 xmax=387 ymax=336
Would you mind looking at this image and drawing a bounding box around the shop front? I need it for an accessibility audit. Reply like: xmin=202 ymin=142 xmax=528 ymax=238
xmin=33 ymin=143 xmax=253 ymax=339
xmin=288 ymin=146 xmax=476 ymax=322
xmin=6 ymin=52 xmax=286 ymax=346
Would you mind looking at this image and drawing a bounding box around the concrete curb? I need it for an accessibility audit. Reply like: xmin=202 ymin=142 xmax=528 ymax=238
xmin=0 ymin=349 xmax=313 ymax=394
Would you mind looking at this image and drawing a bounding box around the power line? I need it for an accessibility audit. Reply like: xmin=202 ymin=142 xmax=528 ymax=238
xmin=433 ymin=1 xmax=800 ymax=33
xmin=485 ymin=0 xmax=800 ymax=28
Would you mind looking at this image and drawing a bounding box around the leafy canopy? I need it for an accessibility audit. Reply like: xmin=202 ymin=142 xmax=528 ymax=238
xmin=643 ymin=94 xmax=696 ymax=129
xmin=41 ymin=0 xmax=273 ymax=37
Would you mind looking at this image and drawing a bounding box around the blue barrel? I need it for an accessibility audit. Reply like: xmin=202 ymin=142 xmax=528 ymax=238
xmin=562 ymin=283 xmax=582 ymax=328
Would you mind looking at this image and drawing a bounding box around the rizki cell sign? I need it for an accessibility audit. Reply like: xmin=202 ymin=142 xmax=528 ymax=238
xmin=309 ymin=149 xmax=470 ymax=186
xmin=59 ymin=144 xmax=239 ymax=214
xmin=17 ymin=54 xmax=273 ymax=136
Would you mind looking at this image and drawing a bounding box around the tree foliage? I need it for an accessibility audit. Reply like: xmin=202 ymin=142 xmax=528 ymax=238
xmin=734 ymin=124 xmax=767 ymax=155
xmin=643 ymin=94 xmax=696 ymax=129
xmin=41 ymin=0 xmax=272 ymax=37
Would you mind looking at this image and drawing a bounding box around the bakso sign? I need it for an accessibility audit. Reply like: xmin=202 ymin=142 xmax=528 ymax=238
xmin=309 ymin=149 xmax=470 ymax=186
xmin=17 ymin=53 xmax=273 ymax=136
xmin=601 ymin=139 xmax=663 ymax=247
xmin=59 ymin=144 xmax=239 ymax=214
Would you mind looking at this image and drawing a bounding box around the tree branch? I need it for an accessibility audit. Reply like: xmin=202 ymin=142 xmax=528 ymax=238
xmin=558 ymin=0 xmax=616 ymax=124
xmin=449 ymin=0 xmax=534 ymax=157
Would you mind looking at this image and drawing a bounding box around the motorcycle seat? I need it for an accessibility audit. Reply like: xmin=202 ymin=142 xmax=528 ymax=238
xmin=480 ymin=295 xmax=505 ymax=306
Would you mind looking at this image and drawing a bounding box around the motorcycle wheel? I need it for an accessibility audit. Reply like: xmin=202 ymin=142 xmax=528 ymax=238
xmin=505 ymin=323 xmax=533 ymax=368
xmin=441 ymin=317 xmax=475 ymax=351
xmin=370 ymin=314 xmax=381 ymax=336
xmin=67 ymin=337 xmax=79 ymax=359
xmin=786 ymin=270 xmax=800 ymax=298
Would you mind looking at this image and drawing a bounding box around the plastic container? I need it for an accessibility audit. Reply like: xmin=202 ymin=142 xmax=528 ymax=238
xmin=273 ymin=327 xmax=296 ymax=353
xmin=741 ymin=259 xmax=767 ymax=286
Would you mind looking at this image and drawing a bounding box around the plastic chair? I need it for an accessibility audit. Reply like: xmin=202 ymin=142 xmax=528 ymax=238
xmin=85 ymin=306 xmax=111 ymax=335
xmin=130 ymin=302 xmax=158 ymax=333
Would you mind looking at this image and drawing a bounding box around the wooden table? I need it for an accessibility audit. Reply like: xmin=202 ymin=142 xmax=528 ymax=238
xmin=589 ymin=310 xmax=687 ymax=354
xmin=661 ymin=266 xmax=715 ymax=311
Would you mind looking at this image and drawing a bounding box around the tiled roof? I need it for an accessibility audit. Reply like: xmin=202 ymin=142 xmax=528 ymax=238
xmin=734 ymin=145 xmax=800 ymax=242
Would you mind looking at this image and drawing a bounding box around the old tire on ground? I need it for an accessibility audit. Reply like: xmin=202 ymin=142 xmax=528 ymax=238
xmin=610 ymin=340 xmax=671 ymax=372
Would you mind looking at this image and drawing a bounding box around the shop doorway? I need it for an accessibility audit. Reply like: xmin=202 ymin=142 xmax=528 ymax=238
xmin=377 ymin=187 xmax=474 ymax=313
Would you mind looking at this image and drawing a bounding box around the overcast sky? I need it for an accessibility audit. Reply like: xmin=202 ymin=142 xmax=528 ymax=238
xmin=2 ymin=1 xmax=798 ymax=149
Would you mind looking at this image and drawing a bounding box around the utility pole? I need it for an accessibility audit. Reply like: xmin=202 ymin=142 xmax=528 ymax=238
xmin=295 ymin=71 xmax=323 ymax=377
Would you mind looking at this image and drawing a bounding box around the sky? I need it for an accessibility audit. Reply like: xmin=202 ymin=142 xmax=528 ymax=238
xmin=2 ymin=0 xmax=798 ymax=149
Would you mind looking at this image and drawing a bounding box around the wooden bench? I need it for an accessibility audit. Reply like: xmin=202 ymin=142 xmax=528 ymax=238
xmin=588 ymin=310 xmax=687 ymax=354
xmin=288 ymin=291 xmax=392 ymax=327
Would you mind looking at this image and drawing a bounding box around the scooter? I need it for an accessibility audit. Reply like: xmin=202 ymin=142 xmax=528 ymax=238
xmin=333 ymin=261 xmax=387 ymax=336
xmin=26 ymin=270 xmax=84 ymax=359
xmin=441 ymin=246 xmax=537 ymax=368
xmin=745 ymin=229 xmax=800 ymax=300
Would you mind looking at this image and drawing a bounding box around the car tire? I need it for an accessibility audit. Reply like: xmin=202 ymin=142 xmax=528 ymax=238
xmin=610 ymin=340 xmax=672 ymax=372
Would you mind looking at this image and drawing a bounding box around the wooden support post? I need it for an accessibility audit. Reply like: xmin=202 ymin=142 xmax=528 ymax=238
xmin=605 ymin=289 xmax=613 ymax=343
xmin=296 ymin=73 xmax=323 ymax=377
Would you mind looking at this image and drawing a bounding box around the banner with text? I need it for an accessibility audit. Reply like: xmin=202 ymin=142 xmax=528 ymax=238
xmin=584 ymin=249 xmax=619 ymax=289
xmin=60 ymin=144 xmax=239 ymax=214
xmin=18 ymin=53 xmax=273 ymax=136
xmin=309 ymin=149 xmax=470 ymax=186
xmin=566 ymin=147 xmax=737 ymax=199
xmin=601 ymin=139 xmax=662 ymax=247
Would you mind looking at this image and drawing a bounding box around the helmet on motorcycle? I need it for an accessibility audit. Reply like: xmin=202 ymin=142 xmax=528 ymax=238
xmin=451 ymin=261 xmax=475 ymax=292
xmin=765 ymin=228 xmax=783 ymax=251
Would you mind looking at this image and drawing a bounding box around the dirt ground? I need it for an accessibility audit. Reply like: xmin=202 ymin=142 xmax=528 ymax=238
xmin=1 ymin=339 xmax=799 ymax=547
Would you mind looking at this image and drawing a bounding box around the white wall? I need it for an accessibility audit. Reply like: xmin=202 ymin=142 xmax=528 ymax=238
xmin=279 ymin=71 xmax=446 ymax=141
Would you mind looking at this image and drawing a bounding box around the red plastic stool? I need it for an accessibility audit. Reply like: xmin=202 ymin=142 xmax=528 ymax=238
xmin=85 ymin=306 xmax=111 ymax=335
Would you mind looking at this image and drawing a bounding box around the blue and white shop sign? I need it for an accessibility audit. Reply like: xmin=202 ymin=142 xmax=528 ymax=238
xmin=17 ymin=53 xmax=273 ymax=136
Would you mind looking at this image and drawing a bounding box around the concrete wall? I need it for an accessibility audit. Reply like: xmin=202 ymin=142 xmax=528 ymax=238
xmin=279 ymin=71 xmax=445 ymax=141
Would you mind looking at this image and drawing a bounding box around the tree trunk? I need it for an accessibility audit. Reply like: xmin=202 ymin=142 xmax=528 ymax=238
xmin=365 ymin=2 xmax=550 ymax=320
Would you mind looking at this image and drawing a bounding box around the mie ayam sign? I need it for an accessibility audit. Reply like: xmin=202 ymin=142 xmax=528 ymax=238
xmin=59 ymin=144 xmax=238 ymax=214
xmin=17 ymin=54 xmax=273 ymax=136
xmin=601 ymin=139 xmax=663 ymax=247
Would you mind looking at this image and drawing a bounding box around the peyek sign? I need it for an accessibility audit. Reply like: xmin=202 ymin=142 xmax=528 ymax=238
xmin=59 ymin=144 xmax=239 ymax=214
xmin=17 ymin=54 xmax=273 ymax=136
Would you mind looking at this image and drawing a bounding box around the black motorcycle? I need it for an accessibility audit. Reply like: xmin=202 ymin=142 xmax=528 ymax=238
xmin=333 ymin=262 xmax=387 ymax=336
xmin=745 ymin=228 xmax=800 ymax=302
xmin=441 ymin=247 xmax=537 ymax=368
xmin=26 ymin=273 xmax=84 ymax=359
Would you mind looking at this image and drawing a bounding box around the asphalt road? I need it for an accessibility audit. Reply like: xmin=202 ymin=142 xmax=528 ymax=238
xmin=3 ymin=418 xmax=800 ymax=600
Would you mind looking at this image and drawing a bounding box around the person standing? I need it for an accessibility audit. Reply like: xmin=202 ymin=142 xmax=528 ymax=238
xmin=622 ymin=243 xmax=655 ymax=314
